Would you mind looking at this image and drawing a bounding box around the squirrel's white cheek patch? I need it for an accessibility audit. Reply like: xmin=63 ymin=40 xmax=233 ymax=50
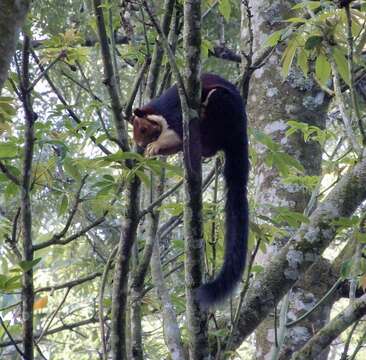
xmin=146 ymin=114 xmax=168 ymax=131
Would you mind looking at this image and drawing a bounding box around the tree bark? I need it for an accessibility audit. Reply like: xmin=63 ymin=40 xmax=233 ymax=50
xmin=111 ymin=177 xmax=141 ymax=360
xmin=243 ymin=0 xmax=330 ymax=358
xmin=20 ymin=35 xmax=35 ymax=360
xmin=229 ymin=151 xmax=366 ymax=350
xmin=291 ymin=294 xmax=366 ymax=360
xmin=0 ymin=0 xmax=30 ymax=93
xmin=182 ymin=1 xmax=209 ymax=359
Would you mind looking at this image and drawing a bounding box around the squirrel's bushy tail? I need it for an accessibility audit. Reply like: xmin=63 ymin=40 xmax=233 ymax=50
xmin=197 ymin=90 xmax=249 ymax=307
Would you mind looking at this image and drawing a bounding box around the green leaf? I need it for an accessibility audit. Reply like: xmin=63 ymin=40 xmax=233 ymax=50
xmin=264 ymin=30 xmax=283 ymax=48
xmin=297 ymin=48 xmax=309 ymax=76
xmin=0 ymin=274 xmax=22 ymax=291
xmin=282 ymin=38 xmax=298 ymax=78
xmin=278 ymin=152 xmax=304 ymax=172
xmin=355 ymin=230 xmax=366 ymax=243
xmin=0 ymin=143 xmax=18 ymax=159
xmin=304 ymin=35 xmax=323 ymax=50
xmin=292 ymin=1 xmax=321 ymax=10
xmin=135 ymin=170 xmax=150 ymax=186
xmin=0 ymin=97 xmax=16 ymax=120
xmin=285 ymin=17 xmax=306 ymax=23
xmin=219 ymin=0 xmax=231 ymax=21
xmin=251 ymin=265 xmax=264 ymax=273
xmin=283 ymin=175 xmax=319 ymax=191
xmin=202 ymin=38 xmax=213 ymax=58
xmin=273 ymin=207 xmax=309 ymax=227
xmin=252 ymin=129 xmax=280 ymax=152
xmin=341 ymin=259 xmax=352 ymax=279
xmin=17 ymin=258 xmax=42 ymax=272
xmin=100 ymin=151 xmax=144 ymax=163
xmin=59 ymin=194 xmax=68 ymax=216
xmin=103 ymin=174 xmax=115 ymax=182
xmin=315 ymin=53 xmax=331 ymax=85
xmin=332 ymin=216 xmax=359 ymax=229
xmin=272 ymin=152 xmax=290 ymax=176
xmin=159 ymin=203 xmax=183 ymax=216
xmin=63 ymin=158 xmax=81 ymax=180
xmin=95 ymin=184 xmax=114 ymax=197
xmin=333 ymin=47 xmax=350 ymax=85
xmin=171 ymin=239 xmax=184 ymax=250
xmin=4 ymin=275 xmax=22 ymax=291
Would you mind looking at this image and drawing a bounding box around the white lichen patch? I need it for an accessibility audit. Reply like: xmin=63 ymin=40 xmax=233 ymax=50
xmin=266 ymin=328 xmax=276 ymax=343
xmin=285 ymin=103 xmax=299 ymax=115
xmin=281 ymin=183 xmax=303 ymax=193
xmin=264 ymin=120 xmax=287 ymax=134
xmin=288 ymin=326 xmax=310 ymax=343
xmin=280 ymin=137 xmax=288 ymax=145
xmin=303 ymin=226 xmax=320 ymax=243
xmin=254 ymin=67 xmax=265 ymax=79
xmin=287 ymin=310 xmax=297 ymax=321
xmin=287 ymin=249 xmax=304 ymax=268
xmin=266 ymin=87 xmax=279 ymax=97
xmin=321 ymin=201 xmax=340 ymax=218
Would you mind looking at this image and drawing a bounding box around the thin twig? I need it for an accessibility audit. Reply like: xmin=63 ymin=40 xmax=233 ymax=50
xmin=139 ymin=179 xmax=183 ymax=219
xmin=28 ymin=51 xmax=66 ymax=92
xmin=36 ymin=287 xmax=71 ymax=343
xmin=286 ymin=278 xmax=343 ymax=327
xmin=35 ymin=272 xmax=102 ymax=293
xmin=31 ymin=50 xmax=112 ymax=155
xmin=99 ymin=245 xmax=118 ymax=360
xmin=325 ymin=42 xmax=361 ymax=155
xmin=0 ymin=315 xmax=27 ymax=359
xmin=0 ymin=161 xmax=20 ymax=185
xmin=340 ymin=320 xmax=359 ymax=360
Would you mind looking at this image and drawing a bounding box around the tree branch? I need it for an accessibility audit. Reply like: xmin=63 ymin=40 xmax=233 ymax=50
xmin=35 ymin=272 xmax=102 ymax=293
xmin=20 ymin=34 xmax=35 ymax=360
xmin=230 ymin=153 xmax=366 ymax=350
xmin=0 ymin=0 xmax=30 ymax=92
xmin=292 ymin=294 xmax=366 ymax=360
xmin=93 ymin=0 xmax=128 ymax=151
xmin=0 ymin=161 xmax=20 ymax=185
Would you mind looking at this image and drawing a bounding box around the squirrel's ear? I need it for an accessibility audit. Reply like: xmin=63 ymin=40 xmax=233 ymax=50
xmin=133 ymin=108 xmax=146 ymax=118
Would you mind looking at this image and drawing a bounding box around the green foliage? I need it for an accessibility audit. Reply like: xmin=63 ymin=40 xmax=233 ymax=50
xmin=219 ymin=0 xmax=232 ymax=20
xmin=264 ymin=30 xmax=284 ymax=47
xmin=315 ymin=52 xmax=331 ymax=85
xmin=252 ymin=129 xmax=304 ymax=176
xmin=271 ymin=206 xmax=309 ymax=227
xmin=0 ymin=97 xmax=16 ymax=123
xmin=282 ymin=175 xmax=319 ymax=191
xmin=17 ymin=258 xmax=42 ymax=272
xmin=286 ymin=120 xmax=334 ymax=145
xmin=0 ymin=142 xmax=19 ymax=159
xmin=274 ymin=0 xmax=365 ymax=86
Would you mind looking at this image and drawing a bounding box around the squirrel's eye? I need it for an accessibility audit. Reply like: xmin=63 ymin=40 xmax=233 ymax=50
xmin=140 ymin=127 xmax=147 ymax=134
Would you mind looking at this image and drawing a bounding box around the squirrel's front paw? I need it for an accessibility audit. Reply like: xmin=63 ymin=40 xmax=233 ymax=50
xmin=145 ymin=142 xmax=161 ymax=157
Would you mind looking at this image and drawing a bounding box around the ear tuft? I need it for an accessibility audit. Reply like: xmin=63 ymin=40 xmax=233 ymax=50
xmin=133 ymin=108 xmax=146 ymax=118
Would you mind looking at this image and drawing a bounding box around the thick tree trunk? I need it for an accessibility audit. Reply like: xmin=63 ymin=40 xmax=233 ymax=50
xmin=0 ymin=0 xmax=30 ymax=93
xmin=243 ymin=1 xmax=330 ymax=358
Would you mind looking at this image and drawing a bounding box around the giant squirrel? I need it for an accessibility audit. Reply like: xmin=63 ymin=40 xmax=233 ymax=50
xmin=132 ymin=73 xmax=249 ymax=306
